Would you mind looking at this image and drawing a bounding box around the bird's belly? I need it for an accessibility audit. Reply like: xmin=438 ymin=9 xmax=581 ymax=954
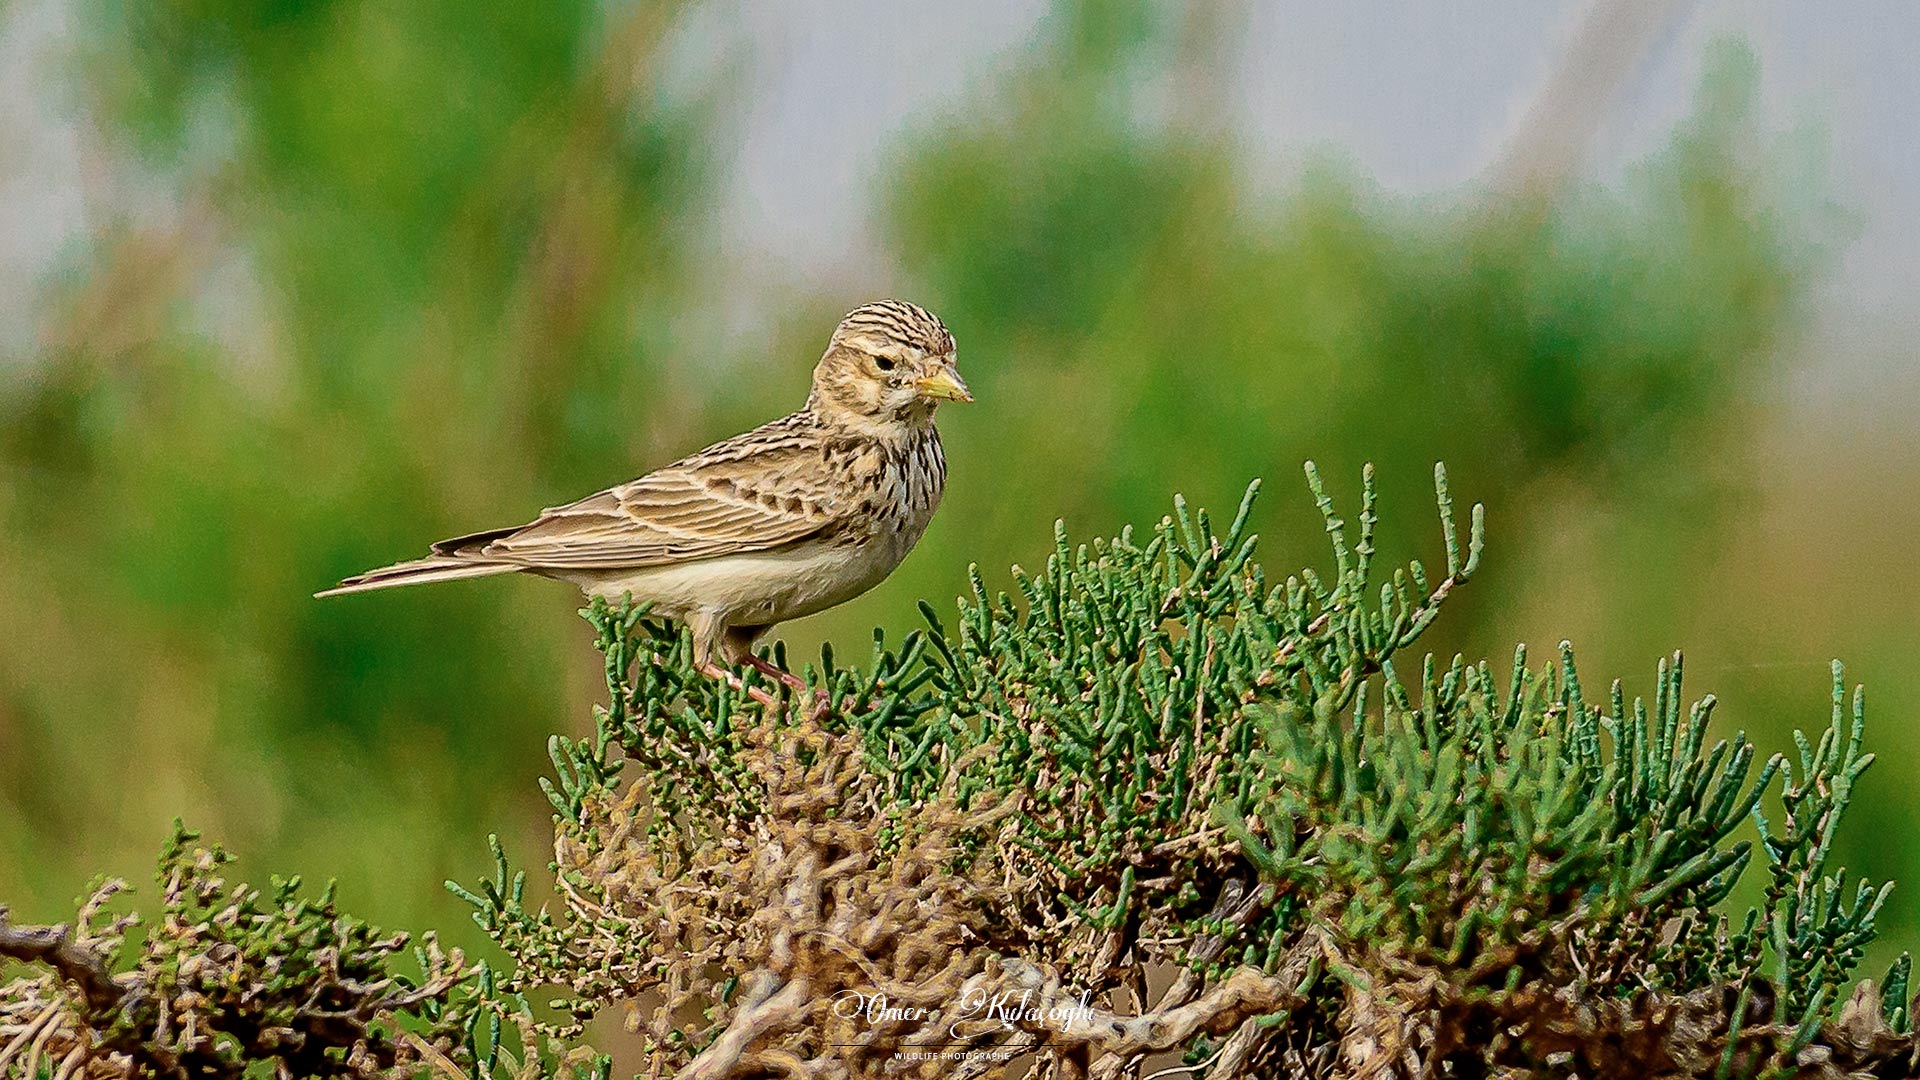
xmin=576 ymin=536 xmax=910 ymax=626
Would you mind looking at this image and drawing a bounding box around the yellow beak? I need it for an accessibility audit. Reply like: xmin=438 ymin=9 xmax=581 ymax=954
xmin=916 ymin=367 xmax=973 ymax=403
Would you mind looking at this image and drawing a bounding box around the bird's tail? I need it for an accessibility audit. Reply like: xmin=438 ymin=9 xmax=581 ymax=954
xmin=314 ymin=557 xmax=521 ymax=598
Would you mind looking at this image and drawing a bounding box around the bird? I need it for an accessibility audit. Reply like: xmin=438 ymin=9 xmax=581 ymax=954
xmin=318 ymin=300 xmax=970 ymax=705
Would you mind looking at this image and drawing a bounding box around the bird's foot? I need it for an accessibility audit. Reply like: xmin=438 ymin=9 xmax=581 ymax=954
xmin=700 ymin=655 xmax=836 ymax=717
xmin=743 ymin=654 xmax=840 ymax=719
xmin=806 ymin=693 xmax=837 ymax=724
xmin=696 ymin=660 xmax=781 ymax=709
xmin=743 ymin=655 xmax=811 ymax=697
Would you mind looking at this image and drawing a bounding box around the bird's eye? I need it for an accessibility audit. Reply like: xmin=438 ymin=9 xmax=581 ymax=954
xmin=873 ymin=355 xmax=897 ymax=372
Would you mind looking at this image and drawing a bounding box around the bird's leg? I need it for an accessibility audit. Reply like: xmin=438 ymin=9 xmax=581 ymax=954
xmin=695 ymin=660 xmax=781 ymax=709
xmin=723 ymin=624 xmax=824 ymax=714
xmin=743 ymin=654 xmax=810 ymax=696
xmin=693 ymin=618 xmax=782 ymax=708
xmin=745 ymin=653 xmax=839 ymax=719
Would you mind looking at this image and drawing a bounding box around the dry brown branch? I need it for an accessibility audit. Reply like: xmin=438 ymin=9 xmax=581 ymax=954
xmin=0 ymin=909 xmax=125 ymax=1014
xmin=1 ymin=845 xmax=470 ymax=1080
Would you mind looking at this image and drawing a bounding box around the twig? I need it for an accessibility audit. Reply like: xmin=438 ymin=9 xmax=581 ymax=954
xmin=0 ymin=908 xmax=124 ymax=1012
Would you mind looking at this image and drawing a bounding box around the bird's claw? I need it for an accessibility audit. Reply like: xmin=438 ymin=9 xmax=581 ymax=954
xmin=744 ymin=655 xmax=810 ymax=695
xmin=806 ymin=692 xmax=836 ymax=723
xmin=701 ymin=656 xmax=836 ymax=715
xmin=696 ymin=660 xmax=781 ymax=709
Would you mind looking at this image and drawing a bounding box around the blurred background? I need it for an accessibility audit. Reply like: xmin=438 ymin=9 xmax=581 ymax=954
xmin=2 ymin=0 xmax=1917 ymax=991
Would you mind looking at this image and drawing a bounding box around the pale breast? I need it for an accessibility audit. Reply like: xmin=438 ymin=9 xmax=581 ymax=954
xmin=575 ymin=425 xmax=945 ymax=627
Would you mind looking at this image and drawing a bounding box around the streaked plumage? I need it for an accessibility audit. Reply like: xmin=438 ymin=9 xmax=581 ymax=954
xmin=319 ymin=300 xmax=968 ymax=692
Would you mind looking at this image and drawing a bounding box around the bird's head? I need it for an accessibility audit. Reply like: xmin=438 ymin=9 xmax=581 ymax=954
xmin=809 ymin=299 xmax=969 ymax=428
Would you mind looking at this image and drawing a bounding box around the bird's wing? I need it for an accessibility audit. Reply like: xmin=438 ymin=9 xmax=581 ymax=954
xmin=433 ymin=419 xmax=846 ymax=570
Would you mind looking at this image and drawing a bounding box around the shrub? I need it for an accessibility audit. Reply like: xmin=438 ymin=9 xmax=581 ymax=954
xmin=6 ymin=465 xmax=1916 ymax=1078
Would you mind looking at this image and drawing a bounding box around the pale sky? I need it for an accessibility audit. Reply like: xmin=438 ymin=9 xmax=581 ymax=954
xmin=707 ymin=0 xmax=1917 ymax=383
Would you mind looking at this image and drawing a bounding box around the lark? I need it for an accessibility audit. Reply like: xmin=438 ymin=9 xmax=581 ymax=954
xmin=319 ymin=300 xmax=969 ymax=703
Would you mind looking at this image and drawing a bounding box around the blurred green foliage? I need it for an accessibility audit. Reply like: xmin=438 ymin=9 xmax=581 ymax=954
xmin=0 ymin=0 xmax=715 ymax=933
xmin=4 ymin=0 xmax=1910 ymax=992
xmin=885 ymin=7 xmax=1803 ymax=579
